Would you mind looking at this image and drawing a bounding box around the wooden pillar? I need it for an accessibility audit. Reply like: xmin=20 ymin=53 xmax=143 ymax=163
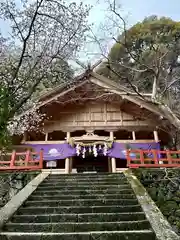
xmin=109 ymin=132 xmax=116 ymax=172
xmin=65 ymin=158 xmax=70 ymax=174
xmin=45 ymin=132 xmax=48 ymax=142
xmin=110 ymin=131 xmax=114 ymax=140
xmin=132 ymin=131 xmax=136 ymax=140
xmin=69 ymin=157 xmax=73 ymax=173
xmin=153 ymin=130 xmax=159 ymax=142
xmin=22 ymin=131 xmax=28 ymax=143
xmin=108 ymin=157 xmax=112 ymax=173
xmin=67 ymin=132 xmax=71 ymax=140
xmin=111 ymin=157 xmax=116 ymax=173
xmin=65 ymin=132 xmax=71 ymax=174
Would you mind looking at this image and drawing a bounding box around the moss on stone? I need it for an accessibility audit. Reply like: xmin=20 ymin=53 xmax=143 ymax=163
xmin=160 ymin=201 xmax=178 ymax=216
xmin=133 ymin=168 xmax=180 ymax=236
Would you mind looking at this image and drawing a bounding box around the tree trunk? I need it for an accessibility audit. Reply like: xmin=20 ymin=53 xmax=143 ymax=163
xmin=159 ymin=104 xmax=180 ymax=130
xmin=152 ymin=75 xmax=158 ymax=101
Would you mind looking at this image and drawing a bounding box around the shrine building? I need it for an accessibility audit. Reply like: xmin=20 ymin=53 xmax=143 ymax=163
xmin=6 ymin=70 xmax=178 ymax=172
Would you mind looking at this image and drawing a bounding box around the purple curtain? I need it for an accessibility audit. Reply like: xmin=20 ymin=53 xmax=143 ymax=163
xmin=107 ymin=142 xmax=160 ymax=159
xmin=24 ymin=143 xmax=76 ymax=161
xmin=24 ymin=142 xmax=160 ymax=161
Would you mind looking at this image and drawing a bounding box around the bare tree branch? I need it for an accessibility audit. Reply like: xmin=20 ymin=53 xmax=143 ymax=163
xmin=12 ymin=0 xmax=44 ymax=80
xmin=107 ymin=66 xmax=146 ymax=99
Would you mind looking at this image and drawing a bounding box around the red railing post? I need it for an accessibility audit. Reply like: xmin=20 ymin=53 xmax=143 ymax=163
xmin=25 ymin=150 xmax=30 ymax=166
xmin=0 ymin=149 xmax=44 ymax=171
xmin=10 ymin=150 xmax=16 ymax=168
xmin=39 ymin=150 xmax=43 ymax=169
xmin=139 ymin=150 xmax=144 ymax=165
xmin=152 ymin=149 xmax=158 ymax=165
xmin=126 ymin=149 xmax=131 ymax=167
xmin=166 ymin=150 xmax=172 ymax=165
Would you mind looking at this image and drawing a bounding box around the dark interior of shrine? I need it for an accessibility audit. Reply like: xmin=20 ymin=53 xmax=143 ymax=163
xmin=73 ymin=155 xmax=109 ymax=173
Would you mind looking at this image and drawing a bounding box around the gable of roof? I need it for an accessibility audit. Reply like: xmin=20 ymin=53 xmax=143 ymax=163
xmin=37 ymin=70 xmax=165 ymax=121
xmin=38 ymin=69 xmax=91 ymax=102
xmin=90 ymin=72 xmax=165 ymax=118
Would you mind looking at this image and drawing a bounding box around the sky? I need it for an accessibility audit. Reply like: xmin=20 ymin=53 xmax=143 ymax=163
xmin=76 ymin=0 xmax=180 ymax=63
xmin=87 ymin=0 xmax=180 ymax=26
xmin=1 ymin=0 xmax=180 ymax=64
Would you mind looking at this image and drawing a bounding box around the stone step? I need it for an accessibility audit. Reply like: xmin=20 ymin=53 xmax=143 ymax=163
xmin=45 ymin=176 xmax=127 ymax=181
xmin=47 ymin=173 xmax=125 ymax=178
xmin=4 ymin=220 xmax=151 ymax=232
xmin=29 ymin=193 xmax=136 ymax=201
xmin=0 ymin=230 xmax=157 ymax=240
xmin=33 ymin=188 xmax=134 ymax=195
xmin=40 ymin=180 xmax=129 ymax=186
xmin=46 ymin=177 xmax=127 ymax=181
xmin=45 ymin=174 xmax=126 ymax=178
xmin=17 ymin=205 xmax=142 ymax=215
xmin=1 ymin=173 xmax=158 ymax=240
xmin=11 ymin=212 xmax=146 ymax=223
xmin=36 ymin=184 xmax=131 ymax=191
xmin=44 ymin=179 xmax=128 ymax=184
xmin=44 ymin=175 xmax=126 ymax=179
xmin=46 ymin=174 xmax=126 ymax=178
xmin=24 ymin=199 xmax=139 ymax=207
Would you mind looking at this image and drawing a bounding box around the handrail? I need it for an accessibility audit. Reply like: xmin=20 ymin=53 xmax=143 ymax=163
xmin=0 ymin=150 xmax=43 ymax=171
xmin=127 ymin=149 xmax=180 ymax=168
xmin=1 ymin=148 xmax=180 ymax=170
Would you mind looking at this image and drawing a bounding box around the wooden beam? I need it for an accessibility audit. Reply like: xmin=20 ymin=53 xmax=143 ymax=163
xmin=115 ymin=140 xmax=160 ymax=143
xmin=44 ymin=120 xmax=155 ymax=133
xmin=45 ymin=125 xmax=155 ymax=133
xmin=21 ymin=139 xmax=159 ymax=145
xmin=22 ymin=141 xmax=65 ymax=144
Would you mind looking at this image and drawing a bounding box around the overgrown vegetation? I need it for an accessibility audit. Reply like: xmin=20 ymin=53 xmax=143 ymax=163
xmin=0 ymin=171 xmax=39 ymax=207
xmin=134 ymin=168 xmax=180 ymax=235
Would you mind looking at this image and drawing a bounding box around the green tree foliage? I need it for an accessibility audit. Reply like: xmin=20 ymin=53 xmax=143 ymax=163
xmin=98 ymin=16 xmax=180 ymax=96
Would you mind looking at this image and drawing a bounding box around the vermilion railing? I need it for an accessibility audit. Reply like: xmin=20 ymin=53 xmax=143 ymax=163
xmin=127 ymin=149 xmax=180 ymax=168
xmin=0 ymin=150 xmax=43 ymax=171
xmin=1 ymin=149 xmax=180 ymax=171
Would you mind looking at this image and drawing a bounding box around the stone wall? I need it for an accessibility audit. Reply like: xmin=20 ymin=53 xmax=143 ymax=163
xmin=133 ymin=168 xmax=180 ymax=235
xmin=0 ymin=171 xmax=39 ymax=208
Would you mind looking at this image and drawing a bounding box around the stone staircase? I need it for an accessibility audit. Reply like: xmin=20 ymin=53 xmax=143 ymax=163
xmin=1 ymin=173 xmax=157 ymax=239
